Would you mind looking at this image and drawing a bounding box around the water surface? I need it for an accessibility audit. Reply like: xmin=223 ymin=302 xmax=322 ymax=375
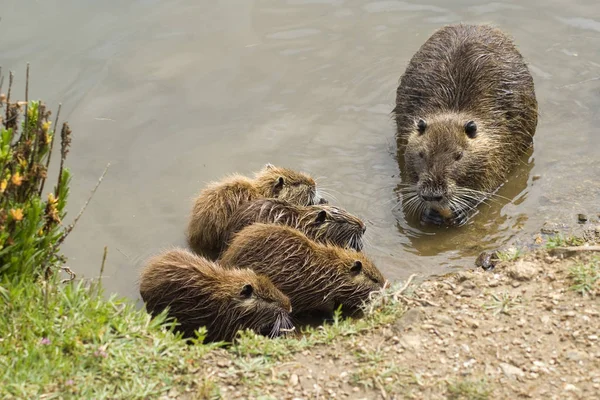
xmin=2 ymin=0 xmax=599 ymax=300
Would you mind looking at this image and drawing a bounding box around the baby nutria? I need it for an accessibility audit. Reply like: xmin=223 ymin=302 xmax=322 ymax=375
xmin=139 ymin=248 xmax=293 ymax=342
xmin=219 ymin=224 xmax=385 ymax=316
xmin=393 ymin=24 xmax=538 ymax=225
xmin=222 ymin=198 xmax=367 ymax=253
xmin=187 ymin=164 xmax=324 ymax=258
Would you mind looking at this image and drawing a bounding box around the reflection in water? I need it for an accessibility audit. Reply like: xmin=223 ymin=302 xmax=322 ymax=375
xmin=395 ymin=149 xmax=535 ymax=259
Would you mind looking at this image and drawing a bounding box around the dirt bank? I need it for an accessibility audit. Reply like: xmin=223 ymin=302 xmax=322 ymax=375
xmin=172 ymin=237 xmax=600 ymax=400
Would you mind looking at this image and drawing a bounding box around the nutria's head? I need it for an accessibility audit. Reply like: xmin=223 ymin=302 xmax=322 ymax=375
xmin=330 ymin=250 xmax=386 ymax=311
xmin=254 ymin=164 xmax=323 ymax=206
xmin=403 ymin=113 xmax=502 ymax=224
xmin=216 ymin=269 xmax=294 ymax=340
xmin=300 ymin=205 xmax=366 ymax=251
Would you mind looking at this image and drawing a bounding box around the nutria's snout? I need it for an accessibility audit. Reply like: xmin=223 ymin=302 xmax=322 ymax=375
xmin=417 ymin=179 xmax=450 ymax=205
xmin=318 ymin=197 xmax=328 ymax=205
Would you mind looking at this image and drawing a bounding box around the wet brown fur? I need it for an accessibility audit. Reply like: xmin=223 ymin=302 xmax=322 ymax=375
xmin=222 ymin=198 xmax=366 ymax=253
xmin=219 ymin=224 xmax=385 ymax=315
xmin=187 ymin=164 xmax=320 ymax=257
xmin=393 ymin=24 xmax=538 ymax=219
xmin=139 ymin=248 xmax=293 ymax=342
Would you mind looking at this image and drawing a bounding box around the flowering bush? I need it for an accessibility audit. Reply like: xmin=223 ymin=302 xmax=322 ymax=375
xmin=0 ymin=74 xmax=71 ymax=277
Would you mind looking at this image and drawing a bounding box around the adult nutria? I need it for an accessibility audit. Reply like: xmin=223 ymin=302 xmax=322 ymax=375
xmin=222 ymin=198 xmax=367 ymax=253
xmin=139 ymin=248 xmax=293 ymax=342
xmin=393 ymin=24 xmax=538 ymax=225
xmin=220 ymin=224 xmax=385 ymax=316
xmin=187 ymin=164 xmax=324 ymax=258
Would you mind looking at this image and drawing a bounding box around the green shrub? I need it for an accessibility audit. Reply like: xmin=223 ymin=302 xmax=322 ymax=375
xmin=0 ymin=70 xmax=71 ymax=277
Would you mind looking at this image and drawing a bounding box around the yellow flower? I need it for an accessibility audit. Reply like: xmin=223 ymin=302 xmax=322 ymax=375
xmin=0 ymin=179 xmax=7 ymax=193
xmin=11 ymin=172 xmax=23 ymax=186
xmin=19 ymin=158 xmax=28 ymax=169
xmin=47 ymin=192 xmax=58 ymax=205
xmin=42 ymin=121 xmax=52 ymax=133
xmin=10 ymin=208 xmax=24 ymax=221
xmin=45 ymin=133 xmax=53 ymax=145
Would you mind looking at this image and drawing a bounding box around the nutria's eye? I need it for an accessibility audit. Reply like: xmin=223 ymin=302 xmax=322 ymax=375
xmin=454 ymin=151 xmax=463 ymax=161
xmin=315 ymin=210 xmax=327 ymax=224
xmin=240 ymin=284 xmax=253 ymax=298
xmin=274 ymin=176 xmax=284 ymax=190
xmin=417 ymin=119 xmax=427 ymax=134
xmin=350 ymin=260 xmax=362 ymax=275
xmin=418 ymin=151 xmax=425 ymax=159
xmin=464 ymin=121 xmax=477 ymax=138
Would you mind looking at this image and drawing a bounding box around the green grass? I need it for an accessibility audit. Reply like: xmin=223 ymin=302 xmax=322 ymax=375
xmin=496 ymin=247 xmax=523 ymax=262
xmin=482 ymin=291 xmax=521 ymax=316
xmin=231 ymin=286 xmax=406 ymax=361
xmin=545 ymin=234 xmax=585 ymax=249
xmin=446 ymin=377 xmax=491 ymax=400
xmin=0 ymin=276 xmax=219 ymax=399
xmin=568 ymin=258 xmax=599 ymax=296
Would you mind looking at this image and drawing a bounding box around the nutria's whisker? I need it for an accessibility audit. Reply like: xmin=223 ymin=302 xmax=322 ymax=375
xmin=316 ymin=189 xmax=340 ymax=204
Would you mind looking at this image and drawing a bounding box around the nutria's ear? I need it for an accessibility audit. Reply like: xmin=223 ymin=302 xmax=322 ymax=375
xmin=350 ymin=260 xmax=362 ymax=275
xmin=315 ymin=210 xmax=327 ymax=223
xmin=465 ymin=121 xmax=477 ymax=138
xmin=240 ymin=284 xmax=254 ymax=298
xmin=264 ymin=163 xmax=275 ymax=170
xmin=417 ymin=119 xmax=427 ymax=134
xmin=273 ymin=176 xmax=285 ymax=193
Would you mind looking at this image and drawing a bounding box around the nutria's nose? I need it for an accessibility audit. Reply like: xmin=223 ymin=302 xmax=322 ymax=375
xmin=421 ymin=195 xmax=443 ymax=202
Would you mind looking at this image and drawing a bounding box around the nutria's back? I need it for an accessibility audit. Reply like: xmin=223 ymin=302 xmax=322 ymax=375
xmin=393 ymin=24 xmax=538 ymax=224
xmin=220 ymin=224 xmax=385 ymax=315
xmin=222 ymin=198 xmax=366 ymax=253
xmin=139 ymin=248 xmax=292 ymax=342
xmin=186 ymin=164 xmax=322 ymax=257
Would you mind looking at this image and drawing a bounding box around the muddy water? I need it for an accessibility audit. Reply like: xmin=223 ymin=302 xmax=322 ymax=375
xmin=2 ymin=0 xmax=599 ymax=300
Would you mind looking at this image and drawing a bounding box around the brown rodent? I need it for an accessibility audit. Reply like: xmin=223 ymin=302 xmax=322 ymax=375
xmin=187 ymin=164 xmax=324 ymax=258
xmin=139 ymin=247 xmax=293 ymax=342
xmin=219 ymin=224 xmax=385 ymax=316
xmin=393 ymin=24 xmax=538 ymax=225
xmin=222 ymin=198 xmax=366 ymax=253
